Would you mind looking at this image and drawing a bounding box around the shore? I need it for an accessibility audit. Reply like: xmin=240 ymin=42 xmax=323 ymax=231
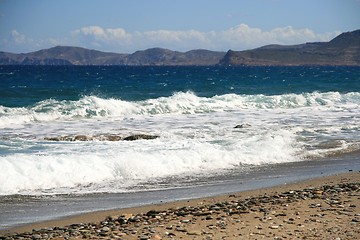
xmin=1 ymin=171 xmax=359 ymax=239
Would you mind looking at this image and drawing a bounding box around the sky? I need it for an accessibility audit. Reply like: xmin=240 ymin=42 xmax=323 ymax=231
xmin=1 ymin=0 xmax=359 ymax=53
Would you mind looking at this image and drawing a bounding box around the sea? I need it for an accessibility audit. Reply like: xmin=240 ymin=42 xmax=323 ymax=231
xmin=0 ymin=65 xmax=360 ymax=229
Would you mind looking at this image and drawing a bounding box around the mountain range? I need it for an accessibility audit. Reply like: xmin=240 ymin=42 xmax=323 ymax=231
xmin=1 ymin=29 xmax=359 ymax=66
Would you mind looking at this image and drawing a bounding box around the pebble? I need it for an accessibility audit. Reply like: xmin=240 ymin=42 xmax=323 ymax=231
xmin=101 ymin=226 xmax=110 ymax=232
xmin=187 ymin=230 xmax=202 ymax=235
xmin=2 ymin=181 xmax=359 ymax=240
xmin=269 ymin=225 xmax=279 ymax=229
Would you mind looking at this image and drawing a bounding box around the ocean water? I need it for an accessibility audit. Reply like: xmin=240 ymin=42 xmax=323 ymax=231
xmin=0 ymin=65 xmax=359 ymax=196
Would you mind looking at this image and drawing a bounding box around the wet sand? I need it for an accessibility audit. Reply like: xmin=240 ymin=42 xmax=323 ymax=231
xmin=1 ymin=171 xmax=359 ymax=239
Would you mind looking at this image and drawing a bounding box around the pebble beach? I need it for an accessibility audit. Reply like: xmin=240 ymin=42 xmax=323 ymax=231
xmin=1 ymin=172 xmax=359 ymax=240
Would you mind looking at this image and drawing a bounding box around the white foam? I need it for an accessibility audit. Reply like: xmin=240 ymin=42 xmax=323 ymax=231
xmin=0 ymin=126 xmax=301 ymax=195
xmin=1 ymin=91 xmax=359 ymax=195
xmin=1 ymin=91 xmax=359 ymax=128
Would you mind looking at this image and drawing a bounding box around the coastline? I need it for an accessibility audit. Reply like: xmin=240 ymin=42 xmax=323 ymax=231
xmin=1 ymin=151 xmax=360 ymax=232
xmin=1 ymin=171 xmax=360 ymax=239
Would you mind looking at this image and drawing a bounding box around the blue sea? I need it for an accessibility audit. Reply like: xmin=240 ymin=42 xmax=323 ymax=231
xmin=0 ymin=65 xmax=360 ymax=197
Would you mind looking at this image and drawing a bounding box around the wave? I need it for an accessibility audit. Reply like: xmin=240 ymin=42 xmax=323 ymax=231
xmin=0 ymin=128 xmax=300 ymax=195
xmin=1 ymin=91 xmax=359 ymax=127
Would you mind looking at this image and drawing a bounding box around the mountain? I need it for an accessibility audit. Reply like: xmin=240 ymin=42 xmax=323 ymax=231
xmin=0 ymin=46 xmax=127 ymax=66
xmin=124 ymin=48 xmax=225 ymax=66
xmin=1 ymin=29 xmax=359 ymax=66
xmin=0 ymin=46 xmax=225 ymax=66
xmin=219 ymin=29 xmax=360 ymax=66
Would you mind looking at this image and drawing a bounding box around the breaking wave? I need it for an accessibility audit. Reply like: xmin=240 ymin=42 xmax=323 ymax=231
xmin=0 ymin=128 xmax=299 ymax=195
xmin=1 ymin=91 xmax=359 ymax=127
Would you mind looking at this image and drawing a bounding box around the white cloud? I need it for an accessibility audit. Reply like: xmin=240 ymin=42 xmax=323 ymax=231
xmin=71 ymin=24 xmax=340 ymax=53
xmin=215 ymin=24 xmax=340 ymax=50
xmin=2 ymin=25 xmax=341 ymax=53
xmin=72 ymin=26 xmax=131 ymax=44
xmin=0 ymin=29 xmax=36 ymax=53
xmin=11 ymin=30 xmax=27 ymax=43
xmin=2 ymin=29 xmax=69 ymax=53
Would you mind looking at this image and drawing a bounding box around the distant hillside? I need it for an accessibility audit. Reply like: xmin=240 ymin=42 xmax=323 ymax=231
xmin=0 ymin=46 xmax=225 ymax=66
xmin=124 ymin=48 xmax=225 ymax=66
xmin=219 ymin=29 xmax=360 ymax=66
xmin=1 ymin=29 xmax=359 ymax=66
xmin=0 ymin=46 xmax=127 ymax=65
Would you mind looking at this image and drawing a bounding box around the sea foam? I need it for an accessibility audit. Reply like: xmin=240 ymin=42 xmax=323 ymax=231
xmin=0 ymin=91 xmax=359 ymax=195
xmin=0 ymin=91 xmax=359 ymax=128
xmin=0 ymin=127 xmax=299 ymax=195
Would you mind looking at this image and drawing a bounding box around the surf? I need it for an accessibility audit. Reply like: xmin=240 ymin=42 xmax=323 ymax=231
xmin=1 ymin=91 xmax=359 ymax=128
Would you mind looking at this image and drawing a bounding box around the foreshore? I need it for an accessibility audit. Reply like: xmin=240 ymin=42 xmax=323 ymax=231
xmin=1 ymin=171 xmax=359 ymax=239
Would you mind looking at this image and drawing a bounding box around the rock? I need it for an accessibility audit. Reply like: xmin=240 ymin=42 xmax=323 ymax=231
xmin=44 ymin=136 xmax=61 ymax=141
xmin=234 ymin=123 xmax=251 ymax=129
xmin=123 ymin=134 xmax=159 ymax=141
xmin=187 ymin=230 xmax=202 ymax=235
xmin=269 ymin=225 xmax=279 ymax=229
xmin=146 ymin=210 xmax=161 ymax=217
xmin=104 ymin=135 xmax=122 ymax=141
xmin=74 ymin=135 xmax=91 ymax=141
xmin=165 ymin=232 xmax=176 ymax=236
xmin=44 ymin=133 xmax=159 ymax=142
xmin=275 ymin=212 xmax=287 ymax=217
xmin=193 ymin=211 xmax=212 ymax=216
xmin=32 ymin=234 xmax=42 ymax=239
xmin=312 ymin=189 xmax=323 ymax=195
xmin=176 ymin=227 xmax=187 ymax=232
xmin=101 ymin=226 xmax=110 ymax=232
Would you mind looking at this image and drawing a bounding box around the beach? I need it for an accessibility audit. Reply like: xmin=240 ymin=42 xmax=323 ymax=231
xmin=1 ymin=66 xmax=360 ymax=239
xmin=1 ymin=171 xmax=359 ymax=239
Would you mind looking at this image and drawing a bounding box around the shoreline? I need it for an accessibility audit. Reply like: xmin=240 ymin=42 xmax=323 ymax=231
xmin=2 ymin=171 xmax=359 ymax=239
xmin=1 ymin=152 xmax=359 ymax=232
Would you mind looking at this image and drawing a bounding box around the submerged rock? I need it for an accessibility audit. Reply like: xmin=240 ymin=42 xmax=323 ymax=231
xmin=44 ymin=135 xmax=97 ymax=141
xmin=234 ymin=123 xmax=251 ymax=129
xmin=44 ymin=133 xmax=159 ymax=142
xmin=44 ymin=135 xmax=94 ymax=141
xmin=123 ymin=134 xmax=159 ymax=141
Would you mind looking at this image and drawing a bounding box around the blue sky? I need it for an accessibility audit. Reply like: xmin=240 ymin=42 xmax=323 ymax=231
xmin=1 ymin=0 xmax=359 ymax=53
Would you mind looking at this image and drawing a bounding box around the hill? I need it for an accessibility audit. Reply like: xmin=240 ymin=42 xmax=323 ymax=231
xmin=0 ymin=47 xmax=225 ymax=66
xmin=219 ymin=30 xmax=360 ymax=66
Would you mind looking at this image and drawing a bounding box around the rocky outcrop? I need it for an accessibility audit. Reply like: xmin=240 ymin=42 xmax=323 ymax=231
xmin=219 ymin=29 xmax=360 ymax=66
